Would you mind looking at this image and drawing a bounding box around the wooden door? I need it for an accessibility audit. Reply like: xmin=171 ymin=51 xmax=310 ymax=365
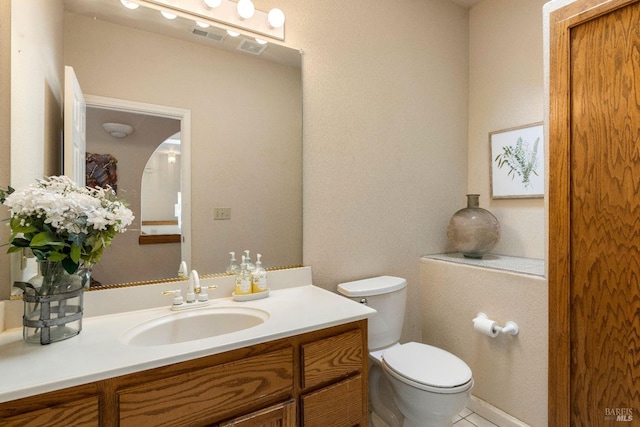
xmin=549 ymin=0 xmax=640 ymax=425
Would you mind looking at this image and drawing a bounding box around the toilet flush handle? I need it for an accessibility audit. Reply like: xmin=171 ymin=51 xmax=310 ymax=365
xmin=359 ymin=298 xmax=368 ymax=306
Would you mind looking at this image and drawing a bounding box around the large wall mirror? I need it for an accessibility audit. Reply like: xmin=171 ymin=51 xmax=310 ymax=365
xmin=9 ymin=0 xmax=302 ymax=292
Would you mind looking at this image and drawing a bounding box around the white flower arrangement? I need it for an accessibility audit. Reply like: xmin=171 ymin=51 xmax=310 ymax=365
xmin=1 ymin=176 xmax=134 ymax=274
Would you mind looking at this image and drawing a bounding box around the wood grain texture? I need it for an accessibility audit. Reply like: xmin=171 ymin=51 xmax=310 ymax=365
xmin=118 ymin=348 xmax=293 ymax=427
xmin=569 ymin=1 xmax=640 ymax=423
xmin=550 ymin=0 xmax=640 ymax=425
xmin=301 ymin=375 xmax=363 ymax=427
xmin=217 ymin=399 xmax=295 ymax=427
xmin=301 ymin=329 xmax=363 ymax=390
xmin=0 ymin=397 xmax=100 ymax=427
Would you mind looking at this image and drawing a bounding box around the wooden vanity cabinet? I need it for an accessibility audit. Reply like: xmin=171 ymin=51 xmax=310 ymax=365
xmin=0 ymin=320 xmax=367 ymax=427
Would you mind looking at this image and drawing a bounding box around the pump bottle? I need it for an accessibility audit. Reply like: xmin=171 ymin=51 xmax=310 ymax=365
xmin=251 ymin=254 xmax=268 ymax=293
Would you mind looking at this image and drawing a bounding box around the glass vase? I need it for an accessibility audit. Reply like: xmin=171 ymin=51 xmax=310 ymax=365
xmin=17 ymin=260 xmax=88 ymax=345
xmin=446 ymin=194 xmax=501 ymax=259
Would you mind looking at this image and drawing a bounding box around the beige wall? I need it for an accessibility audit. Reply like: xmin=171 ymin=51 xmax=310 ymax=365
xmin=0 ymin=0 xmax=11 ymax=298
xmin=274 ymin=0 xmax=470 ymax=344
xmin=64 ymin=12 xmax=303 ymax=276
xmin=2 ymin=0 xmax=64 ymax=298
xmin=420 ymin=258 xmax=547 ymax=426
xmin=468 ymin=0 xmax=547 ymax=259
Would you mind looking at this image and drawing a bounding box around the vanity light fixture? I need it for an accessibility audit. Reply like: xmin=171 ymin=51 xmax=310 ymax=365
xmin=120 ymin=0 xmax=140 ymax=10
xmin=227 ymin=30 xmax=240 ymax=37
xmin=161 ymin=10 xmax=178 ymax=20
xmin=204 ymin=0 xmax=223 ymax=8
xmin=267 ymin=8 xmax=285 ymax=29
xmin=255 ymin=38 xmax=267 ymax=45
xmin=102 ymin=123 xmax=134 ymax=138
xmin=124 ymin=0 xmax=285 ymax=41
xmin=236 ymin=0 xmax=255 ymax=20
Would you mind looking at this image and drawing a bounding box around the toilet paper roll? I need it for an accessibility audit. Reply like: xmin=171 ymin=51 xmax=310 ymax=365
xmin=473 ymin=316 xmax=499 ymax=337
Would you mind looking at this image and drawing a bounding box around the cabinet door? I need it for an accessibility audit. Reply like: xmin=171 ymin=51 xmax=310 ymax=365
xmin=0 ymin=397 xmax=99 ymax=427
xmin=301 ymin=375 xmax=363 ymax=427
xmin=217 ymin=399 xmax=295 ymax=427
xmin=301 ymin=329 xmax=363 ymax=390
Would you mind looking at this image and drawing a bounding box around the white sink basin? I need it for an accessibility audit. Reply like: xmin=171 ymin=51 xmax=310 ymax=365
xmin=121 ymin=306 xmax=270 ymax=346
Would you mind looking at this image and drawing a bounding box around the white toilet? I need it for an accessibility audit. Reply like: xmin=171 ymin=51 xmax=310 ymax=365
xmin=337 ymin=276 xmax=473 ymax=427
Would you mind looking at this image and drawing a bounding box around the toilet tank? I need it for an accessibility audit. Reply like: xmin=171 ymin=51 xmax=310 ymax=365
xmin=337 ymin=276 xmax=407 ymax=351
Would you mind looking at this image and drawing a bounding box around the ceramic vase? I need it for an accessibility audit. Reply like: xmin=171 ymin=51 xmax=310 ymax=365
xmin=446 ymin=194 xmax=501 ymax=259
xmin=16 ymin=260 xmax=89 ymax=345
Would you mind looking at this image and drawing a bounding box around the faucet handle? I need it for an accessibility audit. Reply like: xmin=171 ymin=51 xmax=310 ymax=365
xmin=163 ymin=289 xmax=184 ymax=306
xmin=197 ymin=285 xmax=218 ymax=302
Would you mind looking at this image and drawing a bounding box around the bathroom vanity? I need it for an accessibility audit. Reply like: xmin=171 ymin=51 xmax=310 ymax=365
xmin=0 ymin=273 xmax=374 ymax=427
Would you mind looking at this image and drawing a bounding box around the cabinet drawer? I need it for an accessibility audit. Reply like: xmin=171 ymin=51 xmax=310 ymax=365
xmin=1 ymin=396 xmax=99 ymax=427
xmin=301 ymin=375 xmax=363 ymax=427
xmin=119 ymin=347 xmax=293 ymax=427
xmin=301 ymin=329 xmax=363 ymax=389
xmin=217 ymin=399 xmax=295 ymax=427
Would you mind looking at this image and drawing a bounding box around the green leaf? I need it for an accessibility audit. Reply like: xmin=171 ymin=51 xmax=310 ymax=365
xmin=9 ymin=217 xmax=38 ymax=234
xmin=48 ymin=251 xmax=67 ymax=262
xmin=62 ymin=257 xmax=79 ymax=275
xmin=70 ymin=244 xmax=81 ymax=263
xmin=30 ymin=231 xmax=64 ymax=248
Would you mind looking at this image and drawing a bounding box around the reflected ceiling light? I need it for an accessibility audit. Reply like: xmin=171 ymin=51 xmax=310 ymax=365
xmin=237 ymin=0 xmax=255 ymax=20
xmin=161 ymin=10 xmax=178 ymax=20
xmin=204 ymin=0 xmax=223 ymax=8
xmin=120 ymin=0 xmax=140 ymax=10
xmin=255 ymin=38 xmax=267 ymax=45
xmin=102 ymin=123 xmax=134 ymax=138
xmin=227 ymin=30 xmax=240 ymax=37
xmin=267 ymin=8 xmax=285 ymax=29
xmin=196 ymin=21 xmax=210 ymax=28
xmin=167 ymin=151 xmax=177 ymax=164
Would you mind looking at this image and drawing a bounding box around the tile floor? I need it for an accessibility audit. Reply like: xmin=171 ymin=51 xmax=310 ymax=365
xmin=453 ymin=407 xmax=499 ymax=427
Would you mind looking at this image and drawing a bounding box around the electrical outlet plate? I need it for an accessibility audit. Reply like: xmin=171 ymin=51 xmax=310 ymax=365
xmin=214 ymin=207 xmax=231 ymax=220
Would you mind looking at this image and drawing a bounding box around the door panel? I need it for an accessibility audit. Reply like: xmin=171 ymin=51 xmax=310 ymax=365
xmin=549 ymin=0 xmax=640 ymax=425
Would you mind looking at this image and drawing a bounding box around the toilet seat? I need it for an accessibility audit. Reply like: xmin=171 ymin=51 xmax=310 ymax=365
xmin=381 ymin=342 xmax=473 ymax=394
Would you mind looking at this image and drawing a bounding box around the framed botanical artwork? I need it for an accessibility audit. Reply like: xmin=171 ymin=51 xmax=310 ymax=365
xmin=490 ymin=122 xmax=544 ymax=199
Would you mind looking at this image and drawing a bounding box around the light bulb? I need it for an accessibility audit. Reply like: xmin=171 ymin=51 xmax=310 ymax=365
xmin=161 ymin=10 xmax=178 ymax=20
xmin=227 ymin=30 xmax=240 ymax=37
xmin=203 ymin=0 xmax=222 ymax=8
xmin=237 ymin=0 xmax=255 ymax=20
xmin=255 ymin=38 xmax=268 ymax=45
xmin=120 ymin=0 xmax=139 ymax=9
xmin=196 ymin=21 xmax=210 ymax=28
xmin=267 ymin=8 xmax=285 ymax=29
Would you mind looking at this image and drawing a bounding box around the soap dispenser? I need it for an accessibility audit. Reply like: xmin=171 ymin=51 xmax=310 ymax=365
xmin=251 ymin=254 xmax=268 ymax=293
xmin=243 ymin=250 xmax=256 ymax=271
xmin=234 ymin=257 xmax=252 ymax=295
xmin=226 ymin=252 xmax=240 ymax=275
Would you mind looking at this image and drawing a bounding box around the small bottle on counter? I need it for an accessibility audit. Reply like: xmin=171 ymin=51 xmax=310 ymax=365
xmin=243 ymin=250 xmax=256 ymax=272
xmin=234 ymin=257 xmax=252 ymax=295
xmin=226 ymin=252 xmax=240 ymax=275
xmin=251 ymin=254 xmax=268 ymax=293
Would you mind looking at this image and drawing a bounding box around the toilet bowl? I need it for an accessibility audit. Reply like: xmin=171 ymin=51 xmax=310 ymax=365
xmin=382 ymin=342 xmax=473 ymax=427
xmin=337 ymin=276 xmax=474 ymax=427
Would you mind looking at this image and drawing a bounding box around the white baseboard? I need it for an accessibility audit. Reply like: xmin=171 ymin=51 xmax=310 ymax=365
xmin=467 ymin=395 xmax=530 ymax=427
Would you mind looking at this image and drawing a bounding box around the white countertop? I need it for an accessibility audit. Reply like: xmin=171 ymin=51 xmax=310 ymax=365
xmin=0 ymin=284 xmax=375 ymax=403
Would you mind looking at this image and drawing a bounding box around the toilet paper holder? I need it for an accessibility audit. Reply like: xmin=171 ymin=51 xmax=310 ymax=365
xmin=473 ymin=312 xmax=519 ymax=336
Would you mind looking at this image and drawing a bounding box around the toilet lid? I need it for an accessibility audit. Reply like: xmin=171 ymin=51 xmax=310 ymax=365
xmin=382 ymin=342 xmax=472 ymax=388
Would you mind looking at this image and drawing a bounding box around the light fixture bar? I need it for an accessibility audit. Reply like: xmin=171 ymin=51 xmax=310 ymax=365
xmin=134 ymin=0 xmax=284 ymax=40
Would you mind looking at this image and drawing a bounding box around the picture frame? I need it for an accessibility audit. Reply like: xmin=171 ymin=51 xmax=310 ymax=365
xmin=490 ymin=122 xmax=544 ymax=199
